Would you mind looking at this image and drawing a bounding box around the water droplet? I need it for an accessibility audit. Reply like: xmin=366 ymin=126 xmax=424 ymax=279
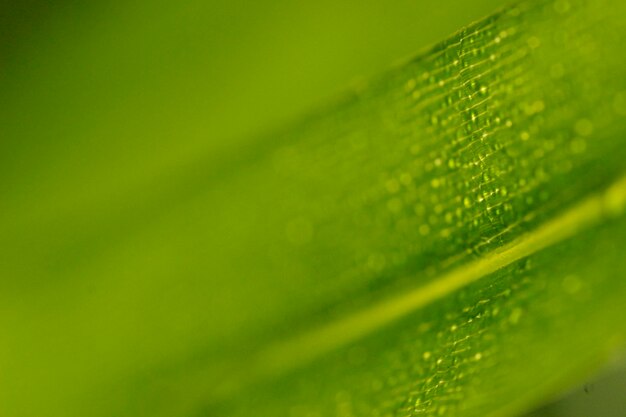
xmin=562 ymin=275 xmax=582 ymax=294
xmin=386 ymin=178 xmax=400 ymax=194
xmin=527 ymin=36 xmax=541 ymax=49
xmin=574 ymin=118 xmax=593 ymax=136
xmin=509 ymin=307 xmax=523 ymax=324
xmin=414 ymin=204 xmax=426 ymax=215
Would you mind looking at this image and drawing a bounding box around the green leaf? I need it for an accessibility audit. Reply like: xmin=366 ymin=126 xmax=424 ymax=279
xmin=2 ymin=0 xmax=626 ymax=416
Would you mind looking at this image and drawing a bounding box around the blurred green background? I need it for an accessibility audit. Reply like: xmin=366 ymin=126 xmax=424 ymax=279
xmin=1 ymin=0 xmax=505 ymax=214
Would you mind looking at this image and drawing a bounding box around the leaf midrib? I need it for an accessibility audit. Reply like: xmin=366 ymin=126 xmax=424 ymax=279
xmin=212 ymin=173 xmax=626 ymax=402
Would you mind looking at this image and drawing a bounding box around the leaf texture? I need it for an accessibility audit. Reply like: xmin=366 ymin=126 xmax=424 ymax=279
xmin=2 ymin=0 xmax=626 ymax=416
